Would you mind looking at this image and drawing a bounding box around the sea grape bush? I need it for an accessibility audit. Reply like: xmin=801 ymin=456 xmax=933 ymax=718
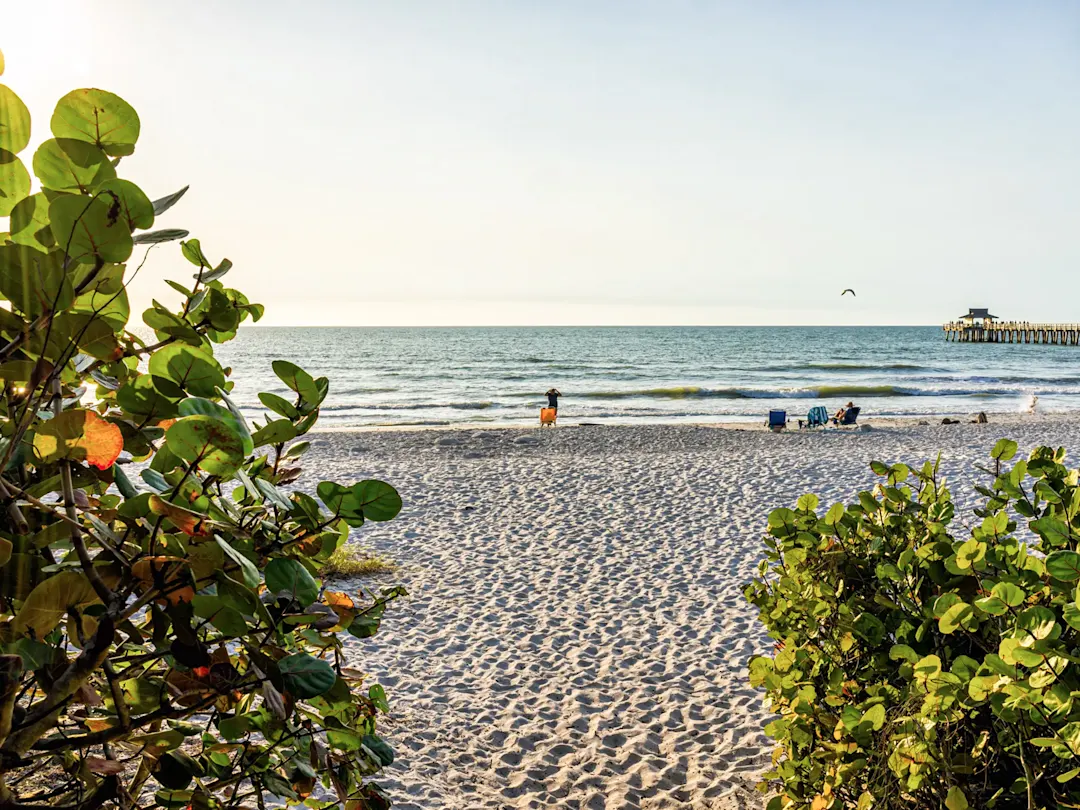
xmin=747 ymin=439 xmax=1080 ymax=810
xmin=0 ymin=53 xmax=404 ymax=808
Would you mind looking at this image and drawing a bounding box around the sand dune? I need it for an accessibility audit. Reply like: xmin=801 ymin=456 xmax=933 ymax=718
xmin=300 ymin=417 xmax=1080 ymax=809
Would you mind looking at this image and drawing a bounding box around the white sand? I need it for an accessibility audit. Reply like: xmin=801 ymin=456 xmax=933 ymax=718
xmin=300 ymin=415 xmax=1080 ymax=809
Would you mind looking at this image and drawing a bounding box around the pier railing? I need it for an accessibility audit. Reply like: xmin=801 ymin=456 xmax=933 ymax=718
xmin=943 ymin=321 xmax=1080 ymax=344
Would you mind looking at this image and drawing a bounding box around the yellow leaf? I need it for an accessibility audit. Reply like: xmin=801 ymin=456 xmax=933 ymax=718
xmin=12 ymin=571 xmax=100 ymax=638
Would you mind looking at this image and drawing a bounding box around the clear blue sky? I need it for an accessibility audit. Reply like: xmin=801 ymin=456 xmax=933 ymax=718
xmin=5 ymin=2 xmax=1080 ymax=325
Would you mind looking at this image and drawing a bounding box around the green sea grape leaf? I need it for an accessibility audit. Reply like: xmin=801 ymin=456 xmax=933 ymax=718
xmin=0 ymin=149 xmax=29 ymax=216
xmin=51 ymin=88 xmax=140 ymax=157
xmin=142 ymin=303 xmax=202 ymax=344
xmin=955 ymin=539 xmax=985 ymax=570
xmin=1031 ymin=516 xmax=1071 ymax=547
xmin=1000 ymin=638 xmax=1042 ymax=668
xmin=853 ymin=612 xmax=885 ymax=645
xmin=933 ymin=593 xmax=962 ymax=618
xmin=49 ymin=192 xmax=133 ymax=264
xmin=278 ymin=653 xmax=336 ymax=699
xmin=9 ymin=193 xmax=55 ymax=251
xmin=0 ymin=84 xmax=31 ymax=154
xmin=33 ymin=138 xmax=115 ymax=193
xmin=252 ymin=419 xmax=297 ymax=447
xmin=259 ymin=392 xmax=299 ymax=419
xmin=284 ymin=441 xmax=310 ymax=459
xmin=316 ymin=482 xmax=362 ymax=526
xmin=1046 ymin=550 xmax=1080 ymax=582
xmin=939 ymin=602 xmax=975 ymax=634
xmin=98 ymin=178 xmax=154 ymax=231
xmin=113 ymin=464 xmax=138 ymax=499
xmin=272 ymin=360 xmax=322 ymax=404
xmin=181 ymin=238 xmax=209 ymax=268
xmin=1017 ymin=606 xmax=1057 ymax=640
xmin=264 ymin=558 xmax=319 ymax=607
xmin=1064 ymin=603 xmax=1080 ymax=631
xmin=974 ymin=595 xmax=1008 ymax=616
xmin=945 ymin=786 xmax=969 ymax=810
xmin=117 ymin=375 xmax=179 ymax=420
xmin=889 ymin=644 xmax=918 ymax=663
xmin=178 ymin=397 xmax=253 ymax=456
xmin=73 ymin=264 xmax=129 ymax=330
xmin=991 ymin=582 xmax=1026 ymax=608
xmin=43 ymin=312 xmax=122 ymax=363
xmin=165 ymin=415 xmax=245 ymax=477
xmin=0 ymin=244 xmax=71 ymax=318
xmin=148 ymin=344 xmax=225 ymax=398
xmin=361 ymin=734 xmax=395 ymax=766
xmin=215 ymin=537 xmax=259 ymax=589
xmin=350 ymin=480 xmax=402 ymax=522
xmin=991 ymin=439 xmax=1018 ymax=462
xmin=861 ymin=704 xmax=885 ymax=731
xmin=913 ymin=655 xmax=941 ymax=686
xmin=140 ymin=469 xmax=170 ymax=493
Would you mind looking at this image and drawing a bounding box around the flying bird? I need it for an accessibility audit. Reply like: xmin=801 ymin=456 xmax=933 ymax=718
xmin=841 ymin=289 xmax=856 ymax=297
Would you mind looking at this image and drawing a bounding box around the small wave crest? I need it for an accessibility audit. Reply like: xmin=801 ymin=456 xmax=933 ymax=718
xmin=321 ymin=401 xmax=496 ymax=412
xmin=577 ymin=384 xmax=1048 ymax=400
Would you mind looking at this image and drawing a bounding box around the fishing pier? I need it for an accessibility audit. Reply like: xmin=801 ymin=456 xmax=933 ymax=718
xmin=944 ymin=308 xmax=1080 ymax=345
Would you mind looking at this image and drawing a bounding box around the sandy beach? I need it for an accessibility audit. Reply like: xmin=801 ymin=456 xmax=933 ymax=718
xmin=300 ymin=415 xmax=1080 ymax=809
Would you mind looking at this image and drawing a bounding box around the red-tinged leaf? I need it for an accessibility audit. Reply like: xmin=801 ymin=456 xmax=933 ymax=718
xmin=74 ymin=683 xmax=105 ymax=707
xmin=165 ymin=415 xmax=245 ymax=477
xmin=33 ymin=409 xmax=123 ymax=469
xmin=84 ymin=718 xmax=119 ymax=733
xmin=148 ymin=495 xmax=210 ymax=537
xmin=85 ymin=756 xmax=125 ymax=775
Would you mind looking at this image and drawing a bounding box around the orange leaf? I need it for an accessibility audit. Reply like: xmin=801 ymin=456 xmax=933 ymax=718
xmin=148 ymin=496 xmax=210 ymax=537
xmin=131 ymin=556 xmax=194 ymax=605
xmin=84 ymin=718 xmax=118 ymax=733
xmin=324 ymin=591 xmax=355 ymax=610
xmin=33 ymin=409 xmax=123 ymax=470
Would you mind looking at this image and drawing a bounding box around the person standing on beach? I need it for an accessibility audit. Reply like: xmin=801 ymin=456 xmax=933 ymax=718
xmin=546 ymin=388 xmax=561 ymax=412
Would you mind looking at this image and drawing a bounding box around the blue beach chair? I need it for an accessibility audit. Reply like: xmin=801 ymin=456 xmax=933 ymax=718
xmin=766 ymin=410 xmax=787 ymax=431
xmin=804 ymin=406 xmax=829 ymax=429
xmin=832 ymin=406 xmax=861 ymax=427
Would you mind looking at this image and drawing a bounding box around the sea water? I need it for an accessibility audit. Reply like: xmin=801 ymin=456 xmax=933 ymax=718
xmin=213 ymin=326 xmax=1080 ymax=428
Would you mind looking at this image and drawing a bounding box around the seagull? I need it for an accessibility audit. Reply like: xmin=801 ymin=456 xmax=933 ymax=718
xmin=841 ymin=289 xmax=856 ymax=297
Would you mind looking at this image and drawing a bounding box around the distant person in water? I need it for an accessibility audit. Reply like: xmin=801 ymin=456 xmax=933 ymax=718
xmin=546 ymin=388 xmax=561 ymax=412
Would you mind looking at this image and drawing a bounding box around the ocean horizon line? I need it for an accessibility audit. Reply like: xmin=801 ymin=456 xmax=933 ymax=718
xmin=230 ymin=323 xmax=947 ymax=329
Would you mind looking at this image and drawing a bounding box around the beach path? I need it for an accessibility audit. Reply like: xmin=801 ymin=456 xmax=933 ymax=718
xmin=303 ymin=420 xmax=1075 ymax=809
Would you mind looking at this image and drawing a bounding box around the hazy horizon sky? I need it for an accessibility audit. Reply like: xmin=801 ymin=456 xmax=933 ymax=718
xmin=4 ymin=2 xmax=1080 ymax=325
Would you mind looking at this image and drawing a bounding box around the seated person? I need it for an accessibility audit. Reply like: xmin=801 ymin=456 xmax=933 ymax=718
xmin=833 ymin=401 xmax=855 ymax=423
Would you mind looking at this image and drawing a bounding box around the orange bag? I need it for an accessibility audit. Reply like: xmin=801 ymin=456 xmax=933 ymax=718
xmin=540 ymin=408 xmax=557 ymax=425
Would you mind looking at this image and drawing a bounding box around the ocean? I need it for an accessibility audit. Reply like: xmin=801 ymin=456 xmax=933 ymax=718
xmin=212 ymin=326 xmax=1080 ymax=429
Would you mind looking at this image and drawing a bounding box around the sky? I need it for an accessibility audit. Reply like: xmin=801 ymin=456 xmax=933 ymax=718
xmin=3 ymin=1 xmax=1080 ymax=326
